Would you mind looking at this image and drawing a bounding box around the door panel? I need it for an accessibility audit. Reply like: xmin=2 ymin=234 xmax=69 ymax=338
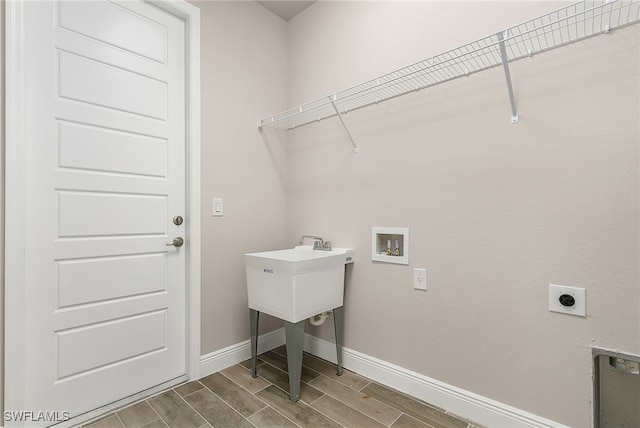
xmin=57 ymin=191 xmax=167 ymax=236
xmin=57 ymin=1 xmax=168 ymax=64
xmin=56 ymin=310 xmax=168 ymax=379
xmin=58 ymin=51 xmax=168 ymax=120
xmin=14 ymin=0 xmax=187 ymax=422
xmin=57 ymin=253 xmax=167 ymax=307
xmin=58 ymin=121 xmax=168 ymax=177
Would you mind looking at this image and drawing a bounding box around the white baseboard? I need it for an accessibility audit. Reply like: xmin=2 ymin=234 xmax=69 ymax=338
xmin=303 ymin=334 xmax=569 ymax=428
xmin=199 ymin=328 xmax=285 ymax=377
xmin=200 ymin=330 xmax=568 ymax=428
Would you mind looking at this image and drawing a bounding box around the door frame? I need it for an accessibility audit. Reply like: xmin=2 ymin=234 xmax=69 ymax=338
xmin=3 ymin=0 xmax=201 ymax=419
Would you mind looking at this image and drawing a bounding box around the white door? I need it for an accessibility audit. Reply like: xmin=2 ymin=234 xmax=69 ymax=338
xmin=8 ymin=0 xmax=187 ymax=423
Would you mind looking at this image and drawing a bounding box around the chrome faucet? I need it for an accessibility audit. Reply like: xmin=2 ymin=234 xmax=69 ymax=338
xmin=299 ymin=235 xmax=323 ymax=246
xmin=299 ymin=235 xmax=332 ymax=251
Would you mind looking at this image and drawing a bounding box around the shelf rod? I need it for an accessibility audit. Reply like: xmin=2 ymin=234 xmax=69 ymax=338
xmin=497 ymin=29 xmax=519 ymax=124
xmin=330 ymin=96 xmax=360 ymax=153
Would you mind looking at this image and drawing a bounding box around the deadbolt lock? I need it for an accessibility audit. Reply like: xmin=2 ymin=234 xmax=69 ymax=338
xmin=173 ymin=216 xmax=184 ymax=226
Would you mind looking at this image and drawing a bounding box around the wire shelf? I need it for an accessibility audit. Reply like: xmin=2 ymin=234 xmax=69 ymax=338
xmin=258 ymin=0 xmax=640 ymax=131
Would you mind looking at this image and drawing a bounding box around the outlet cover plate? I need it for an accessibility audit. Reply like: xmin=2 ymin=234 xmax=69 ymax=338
xmin=414 ymin=268 xmax=427 ymax=291
xmin=549 ymin=284 xmax=586 ymax=317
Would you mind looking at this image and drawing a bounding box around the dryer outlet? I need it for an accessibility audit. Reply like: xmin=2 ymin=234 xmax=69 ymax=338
xmin=549 ymin=284 xmax=586 ymax=317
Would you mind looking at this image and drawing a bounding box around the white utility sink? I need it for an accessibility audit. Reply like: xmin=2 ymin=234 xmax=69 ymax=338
xmin=245 ymin=245 xmax=355 ymax=323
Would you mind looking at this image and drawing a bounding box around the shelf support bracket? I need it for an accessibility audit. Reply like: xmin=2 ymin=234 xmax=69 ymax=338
xmin=257 ymin=125 xmax=268 ymax=144
xmin=330 ymin=96 xmax=360 ymax=153
xmin=497 ymin=30 xmax=519 ymax=124
xmin=257 ymin=118 xmax=271 ymax=147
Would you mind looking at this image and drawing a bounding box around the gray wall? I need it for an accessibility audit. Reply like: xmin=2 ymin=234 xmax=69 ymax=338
xmin=193 ymin=0 xmax=289 ymax=355
xmin=284 ymin=2 xmax=639 ymax=427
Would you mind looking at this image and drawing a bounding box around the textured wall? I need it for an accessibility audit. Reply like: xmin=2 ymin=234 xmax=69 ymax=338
xmin=195 ymin=0 xmax=289 ymax=354
xmin=284 ymin=2 xmax=640 ymax=426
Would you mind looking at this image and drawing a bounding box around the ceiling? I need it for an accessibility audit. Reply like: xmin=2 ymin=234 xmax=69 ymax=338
xmin=257 ymin=1 xmax=317 ymax=21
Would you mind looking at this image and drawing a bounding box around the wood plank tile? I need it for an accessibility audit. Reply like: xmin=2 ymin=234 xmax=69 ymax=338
xmin=271 ymin=345 xmax=287 ymax=356
xmin=239 ymin=357 xmax=264 ymax=371
xmin=182 ymin=388 xmax=254 ymax=428
xmin=311 ymin=394 xmax=387 ymax=428
xmin=362 ymin=381 xmax=446 ymax=412
xmin=302 ymin=353 xmax=371 ymax=390
xmin=147 ymin=390 xmax=205 ymax=428
xmin=221 ymin=363 xmax=271 ymax=394
xmin=140 ymin=420 xmax=168 ymax=428
xmin=259 ymin=350 xmax=322 ymax=383
xmin=247 ymin=406 xmax=299 ymax=428
xmin=256 ymin=385 xmax=341 ymax=428
xmin=174 ymin=381 xmax=204 ymax=397
xmin=83 ymin=414 xmax=124 ymax=428
xmin=254 ymin=360 xmax=324 ymax=404
xmin=258 ymin=350 xmax=288 ymax=371
xmin=309 ymin=375 xmax=402 ymax=426
xmin=391 ymin=414 xmax=434 ymax=428
xmin=117 ymin=400 xmax=159 ymax=428
xmin=252 ymin=359 xmax=290 ymax=392
xmin=199 ymin=372 xmax=267 ymax=417
xmin=362 ymin=382 xmax=468 ymax=428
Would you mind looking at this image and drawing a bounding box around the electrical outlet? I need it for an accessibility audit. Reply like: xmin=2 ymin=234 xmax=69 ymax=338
xmin=549 ymin=284 xmax=586 ymax=317
xmin=414 ymin=268 xmax=427 ymax=291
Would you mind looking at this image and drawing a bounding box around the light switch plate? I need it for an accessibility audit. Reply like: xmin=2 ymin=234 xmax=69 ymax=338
xmin=549 ymin=284 xmax=586 ymax=317
xmin=212 ymin=198 xmax=223 ymax=217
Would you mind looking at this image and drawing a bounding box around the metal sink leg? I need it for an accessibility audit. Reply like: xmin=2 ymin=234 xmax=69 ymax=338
xmin=249 ymin=309 xmax=259 ymax=378
xmin=333 ymin=306 xmax=344 ymax=376
xmin=285 ymin=320 xmax=305 ymax=402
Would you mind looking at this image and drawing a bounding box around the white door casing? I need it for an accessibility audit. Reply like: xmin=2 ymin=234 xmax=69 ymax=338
xmin=4 ymin=0 xmax=201 ymax=425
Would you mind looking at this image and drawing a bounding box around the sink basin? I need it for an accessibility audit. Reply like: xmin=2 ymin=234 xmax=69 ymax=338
xmin=245 ymin=245 xmax=354 ymax=323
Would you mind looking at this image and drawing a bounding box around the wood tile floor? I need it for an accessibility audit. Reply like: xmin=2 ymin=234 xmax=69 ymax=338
xmin=83 ymin=346 xmax=483 ymax=428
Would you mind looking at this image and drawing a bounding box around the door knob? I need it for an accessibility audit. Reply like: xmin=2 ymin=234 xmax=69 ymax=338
xmin=166 ymin=237 xmax=184 ymax=247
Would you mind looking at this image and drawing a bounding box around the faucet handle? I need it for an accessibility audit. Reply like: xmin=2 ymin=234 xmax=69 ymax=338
xmin=323 ymin=241 xmax=332 ymax=250
xmin=313 ymin=240 xmax=322 ymax=249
